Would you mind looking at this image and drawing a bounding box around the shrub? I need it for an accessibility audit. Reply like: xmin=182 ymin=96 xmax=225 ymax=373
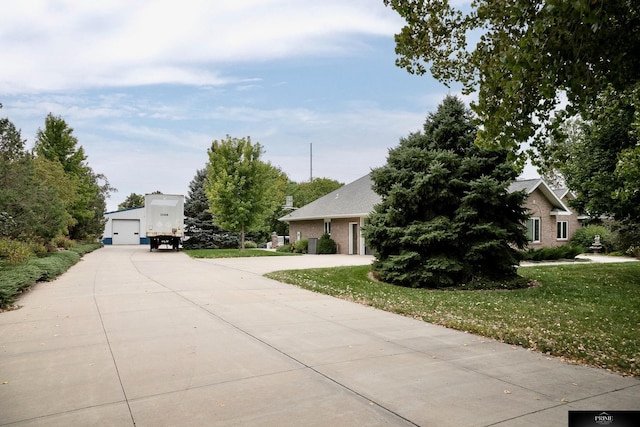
xmin=293 ymin=239 xmax=308 ymax=254
xmin=182 ymin=232 xmax=240 ymax=250
xmin=571 ymin=225 xmax=613 ymax=252
xmin=72 ymin=242 xmax=103 ymax=256
xmin=0 ymin=238 xmax=34 ymax=266
xmin=521 ymin=245 xmax=584 ymax=261
xmin=243 ymin=240 xmax=257 ymax=249
xmin=28 ymin=241 xmax=48 ymax=257
xmin=276 ymin=244 xmax=292 ymax=253
xmin=626 ymin=246 xmax=640 ymax=259
xmin=0 ymin=212 xmax=16 ymax=238
xmin=52 ymin=235 xmax=75 ymax=250
xmin=611 ymin=220 xmax=640 ymax=255
xmin=317 ymin=233 xmax=337 ymax=254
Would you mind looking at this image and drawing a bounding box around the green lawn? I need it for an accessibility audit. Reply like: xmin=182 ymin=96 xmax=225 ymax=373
xmin=265 ymin=262 xmax=640 ymax=377
xmin=183 ymin=248 xmax=300 ymax=258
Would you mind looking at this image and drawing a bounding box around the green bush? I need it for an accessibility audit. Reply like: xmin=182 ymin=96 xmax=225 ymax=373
xmin=317 ymin=233 xmax=337 ymax=254
xmin=0 ymin=243 xmax=101 ymax=308
xmin=626 ymin=246 xmax=640 ymax=259
xmin=0 ymin=238 xmax=34 ymax=266
xmin=293 ymin=239 xmax=308 ymax=254
xmin=521 ymin=245 xmax=584 ymax=261
xmin=0 ymin=250 xmax=81 ymax=308
xmin=571 ymin=225 xmax=613 ymax=252
xmin=243 ymin=240 xmax=258 ymax=249
xmin=611 ymin=220 xmax=640 ymax=255
xmin=28 ymin=241 xmax=48 ymax=257
xmin=276 ymin=244 xmax=292 ymax=253
xmin=52 ymin=235 xmax=75 ymax=250
xmin=72 ymin=242 xmax=103 ymax=256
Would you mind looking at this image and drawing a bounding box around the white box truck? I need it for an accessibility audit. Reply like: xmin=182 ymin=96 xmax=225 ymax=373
xmin=145 ymin=193 xmax=184 ymax=251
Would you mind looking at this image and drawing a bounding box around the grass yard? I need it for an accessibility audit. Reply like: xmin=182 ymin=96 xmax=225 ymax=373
xmin=184 ymin=248 xmax=300 ymax=258
xmin=265 ymin=262 xmax=640 ymax=377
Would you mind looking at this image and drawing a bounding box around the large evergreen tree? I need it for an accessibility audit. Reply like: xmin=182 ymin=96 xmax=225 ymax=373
xmin=33 ymin=113 xmax=114 ymax=240
xmin=0 ymin=112 xmax=69 ymax=241
xmin=183 ymin=168 xmax=239 ymax=249
xmin=0 ymin=104 xmax=27 ymax=162
xmin=364 ymin=96 xmax=528 ymax=288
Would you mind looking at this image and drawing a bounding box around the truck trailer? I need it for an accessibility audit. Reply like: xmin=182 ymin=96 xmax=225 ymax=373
xmin=145 ymin=193 xmax=184 ymax=251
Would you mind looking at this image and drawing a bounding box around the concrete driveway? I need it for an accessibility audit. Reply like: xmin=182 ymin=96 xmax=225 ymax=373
xmin=1 ymin=246 xmax=638 ymax=426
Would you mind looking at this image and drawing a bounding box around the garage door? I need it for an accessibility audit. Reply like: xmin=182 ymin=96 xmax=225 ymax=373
xmin=112 ymin=219 xmax=141 ymax=245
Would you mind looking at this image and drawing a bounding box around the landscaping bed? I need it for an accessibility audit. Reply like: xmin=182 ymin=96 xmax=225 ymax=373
xmin=0 ymin=243 xmax=103 ymax=310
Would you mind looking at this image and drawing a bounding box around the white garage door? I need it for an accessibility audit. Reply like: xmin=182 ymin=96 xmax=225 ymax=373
xmin=112 ymin=219 xmax=141 ymax=245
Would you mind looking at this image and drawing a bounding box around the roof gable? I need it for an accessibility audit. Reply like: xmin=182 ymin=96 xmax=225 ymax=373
xmin=508 ymin=178 xmax=569 ymax=211
xmin=280 ymin=174 xmax=380 ymax=221
xmin=282 ymin=174 xmax=572 ymax=222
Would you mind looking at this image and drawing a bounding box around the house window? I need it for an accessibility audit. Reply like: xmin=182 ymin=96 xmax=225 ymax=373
xmin=527 ymin=218 xmax=541 ymax=243
xmin=557 ymin=221 xmax=568 ymax=240
xmin=324 ymin=220 xmax=331 ymax=235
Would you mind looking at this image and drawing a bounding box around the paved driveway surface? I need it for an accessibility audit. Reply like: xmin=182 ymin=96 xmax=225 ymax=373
xmin=1 ymin=246 xmax=638 ymax=426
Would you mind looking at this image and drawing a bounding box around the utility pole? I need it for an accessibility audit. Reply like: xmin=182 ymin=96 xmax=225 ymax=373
xmin=310 ymin=142 xmax=313 ymax=182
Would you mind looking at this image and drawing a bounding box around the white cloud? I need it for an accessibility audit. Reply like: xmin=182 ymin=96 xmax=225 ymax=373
xmin=0 ymin=0 xmax=404 ymax=93
xmin=0 ymin=0 xmax=457 ymax=213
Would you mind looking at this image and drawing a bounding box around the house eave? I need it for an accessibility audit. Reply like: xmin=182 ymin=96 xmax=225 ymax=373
xmin=280 ymin=212 xmax=371 ymax=223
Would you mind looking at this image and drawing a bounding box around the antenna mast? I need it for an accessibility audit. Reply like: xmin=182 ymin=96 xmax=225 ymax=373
xmin=310 ymin=142 xmax=313 ymax=182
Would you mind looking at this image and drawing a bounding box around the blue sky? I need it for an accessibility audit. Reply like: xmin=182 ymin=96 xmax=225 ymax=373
xmin=1 ymin=1 xmax=536 ymax=211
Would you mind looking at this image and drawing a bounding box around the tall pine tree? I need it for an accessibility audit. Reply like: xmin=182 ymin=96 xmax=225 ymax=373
xmin=33 ymin=113 xmax=113 ymax=240
xmin=183 ymin=168 xmax=239 ymax=249
xmin=365 ymin=96 xmax=529 ymax=288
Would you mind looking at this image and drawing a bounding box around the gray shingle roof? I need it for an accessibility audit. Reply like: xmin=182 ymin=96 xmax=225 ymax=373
xmin=507 ymin=178 xmax=541 ymax=194
xmin=281 ymin=174 xmax=571 ymax=222
xmin=507 ymin=178 xmax=568 ymax=211
xmin=279 ymin=174 xmax=381 ymax=221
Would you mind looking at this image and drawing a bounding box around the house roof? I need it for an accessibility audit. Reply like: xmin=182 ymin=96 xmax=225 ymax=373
xmin=279 ymin=174 xmax=381 ymax=222
xmin=507 ymin=178 xmax=570 ymax=212
xmin=553 ymin=188 xmax=572 ymax=200
xmin=104 ymin=206 xmax=144 ymax=215
xmin=281 ymin=174 xmax=573 ymax=222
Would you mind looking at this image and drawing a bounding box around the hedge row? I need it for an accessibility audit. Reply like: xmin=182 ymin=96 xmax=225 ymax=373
xmin=0 ymin=243 xmax=102 ymax=309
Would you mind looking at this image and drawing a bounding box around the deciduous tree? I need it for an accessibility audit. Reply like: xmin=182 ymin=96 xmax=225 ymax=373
xmin=205 ymin=136 xmax=286 ymax=249
xmin=118 ymin=193 xmax=145 ymax=210
xmin=534 ymin=86 xmax=640 ymax=250
xmin=384 ymin=0 xmax=640 ymax=151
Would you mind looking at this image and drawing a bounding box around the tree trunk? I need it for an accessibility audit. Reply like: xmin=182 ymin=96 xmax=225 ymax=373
xmin=240 ymin=224 xmax=245 ymax=251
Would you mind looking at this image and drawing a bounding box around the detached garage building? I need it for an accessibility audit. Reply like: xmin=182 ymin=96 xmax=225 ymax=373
xmin=102 ymin=207 xmax=148 ymax=245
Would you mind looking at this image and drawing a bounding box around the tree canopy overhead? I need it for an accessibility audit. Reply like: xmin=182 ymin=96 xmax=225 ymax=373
xmin=384 ymin=0 xmax=640 ymax=150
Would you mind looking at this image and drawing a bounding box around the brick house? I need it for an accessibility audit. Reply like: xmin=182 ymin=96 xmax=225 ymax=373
xmin=508 ymin=179 xmax=581 ymax=248
xmin=280 ymin=174 xmax=581 ymax=254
